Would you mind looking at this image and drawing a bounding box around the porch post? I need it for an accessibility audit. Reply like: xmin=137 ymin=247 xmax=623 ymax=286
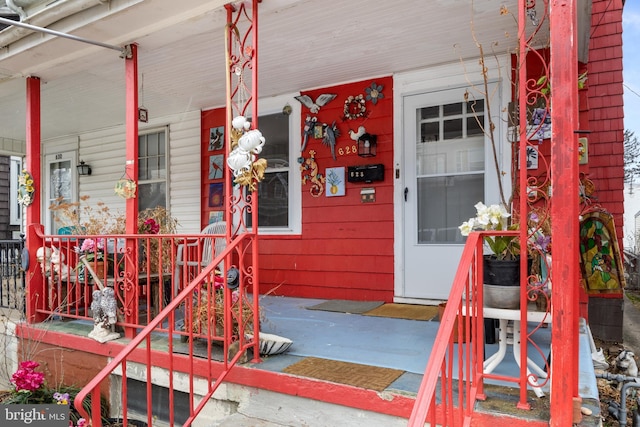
xmin=124 ymin=44 xmax=140 ymax=337
xmin=25 ymin=76 xmax=46 ymax=322
xmin=549 ymin=0 xmax=580 ymax=423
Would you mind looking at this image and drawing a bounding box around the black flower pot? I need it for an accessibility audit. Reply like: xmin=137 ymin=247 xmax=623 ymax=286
xmin=482 ymin=256 xmax=533 ymax=309
xmin=483 ymin=256 xmax=522 ymax=286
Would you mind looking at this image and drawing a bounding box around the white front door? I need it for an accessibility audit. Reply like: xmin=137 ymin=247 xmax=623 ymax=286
xmin=401 ymin=87 xmax=488 ymax=300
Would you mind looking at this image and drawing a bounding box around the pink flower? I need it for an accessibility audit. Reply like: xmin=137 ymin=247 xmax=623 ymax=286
xmin=79 ymin=238 xmax=104 ymax=254
xmin=143 ymin=218 xmax=160 ymax=234
xmin=11 ymin=360 xmax=44 ymax=392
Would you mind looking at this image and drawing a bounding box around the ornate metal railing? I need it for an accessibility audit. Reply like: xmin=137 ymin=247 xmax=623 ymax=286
xmin=0 ymin=237 xmax=25 ymax=311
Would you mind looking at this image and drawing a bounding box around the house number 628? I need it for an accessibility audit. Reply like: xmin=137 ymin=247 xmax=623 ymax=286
xmin=338 ymin=145 xmax=358 ymax=156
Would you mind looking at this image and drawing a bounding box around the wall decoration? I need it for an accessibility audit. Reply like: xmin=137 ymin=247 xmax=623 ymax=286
xmin=227 ymin=115 xmax=268 ymax=192
xmin=322 ymin=121 xmax=340 ymax=161
xmin=337 ymin=144 xmax=358 ymax=157
xmin=209 ymin=126 xmax=224 ymax=151
xmin=326 ymin=167 xmax=345 ymax=197
xmin=364 ymin=82 xmax=384 ymax=105
xmin=343 ymin=94 xmax=367 ymax=120
xmin=314 ymin=124 xmax=324 ymax=139
xmin=349 ymin=125 xmax=366 ymax=141
xmin=526 ymin=146 xmax=539 ymax=170
xmin=209 ymin=210 xmax=224 ymax=224
xmin=299 ymin=149 xmax=325 ymax=197
xmin=580 ymin=208 xmax=626 ymax=293
xmin=17 ymin=169 xmax=35 ymax=206
xmin=301 ymin=115 xmax=317 ymax=152
xmin=208 ymin=182 xmax=224 ymax=208
xmin=294 ymin=93 xmax=337 ymax=114
xmin=114 ymin=178 xmax=137 ymax=199
xmin=209 ymin=154 xmax=224 ymax=179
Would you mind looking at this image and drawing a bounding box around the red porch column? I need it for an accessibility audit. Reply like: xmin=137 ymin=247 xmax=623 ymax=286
xmin=124 ymin=44 xmax=139 ymax=338
xmin=549 ymin=0 xmax=580 ymax=424
xmin=25 ymin=76 xmax=46 ymax=323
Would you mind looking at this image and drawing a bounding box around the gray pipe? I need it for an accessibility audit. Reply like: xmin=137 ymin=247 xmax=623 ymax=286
xmin=597 ymin=372 xmax=640 ymax=427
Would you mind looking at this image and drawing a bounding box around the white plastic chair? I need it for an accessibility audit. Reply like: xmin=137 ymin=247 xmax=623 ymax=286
xmin=173 ymin=221 xmax=227 ymax=293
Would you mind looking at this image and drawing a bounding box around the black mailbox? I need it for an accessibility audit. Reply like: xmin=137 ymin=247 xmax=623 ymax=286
xmin=347 ymin=164 xmax=384 ymax=183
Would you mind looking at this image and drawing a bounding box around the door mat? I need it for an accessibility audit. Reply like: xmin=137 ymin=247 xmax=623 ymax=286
xmin=306 ymin=299 xmax=384 ymax=314
xmin=362 ymin=303 xmax=439 ymax=321
xmin=282 ymin=357 xmax=404 ymax=392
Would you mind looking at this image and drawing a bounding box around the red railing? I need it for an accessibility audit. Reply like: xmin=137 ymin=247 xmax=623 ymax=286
xmin=408 ymin=232 xmax=484 ymax=426
xmin=27 ymin=224 xmax=260 ymax=426
xmin=408 ymin=230 xmax=550 ymax=426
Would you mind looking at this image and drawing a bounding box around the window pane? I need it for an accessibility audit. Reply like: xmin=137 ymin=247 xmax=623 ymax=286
xmin=139 ymin=158 xmax=148 ymax=180
xmin=443 ymin=119 xmax=462 ymax=140
xmin=467 ymin=116 xmax=484 ymax=136
xmin=257 ymin=113 xmax=289 ymax=166
xmin=253 ymin=172 xmax=289 ymax=227
xmin=416 ymin=174 xmax=483 ymax=244
xmin=420 ymin=122 xmax=439 ymax=143
xmin=443 ymin=102 xmax=462 ymax=116
xmin=139 ymin=182 xmax=166 ymax=211
xmin=420 ymin=106 xmax=439 ymax=120
xmin=139 ymin=136 xmax=147 ymax=157
xmin=247 ymin=112 xmax=290 ymax=228
xmin=148 ymin=133 xmax=159 ymax=156
xmin=467 ymin=99 xmax=484 ymax=114
xmin=158 ymin=133 xmax=166 ymax=155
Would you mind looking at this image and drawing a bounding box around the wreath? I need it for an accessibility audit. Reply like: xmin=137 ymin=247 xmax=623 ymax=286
xmin=114 ymin=178 xmax=137 ymax=199
xmin=17 ymin=169 xmax=35 ymax=206
xmin=343 ymin=94 xmax=366 ymax=120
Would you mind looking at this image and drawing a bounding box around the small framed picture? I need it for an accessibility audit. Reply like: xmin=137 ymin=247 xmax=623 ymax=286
xmin=326 ymin=167 xmax=345 ymax=197
xmin=209 ymin=154 xmax=224 ymax=180
xmin=208 ymin=183 xmax=224 ymax=208
xmin=526 ymin=146 xmax=539 ymax=170
xmin=209 ymin=210 xmax=224 ymax=224
xmin=209 ymin=126 xmax=224 ymax=151
xmin=314 ymin=124 xmax=324 ymax=139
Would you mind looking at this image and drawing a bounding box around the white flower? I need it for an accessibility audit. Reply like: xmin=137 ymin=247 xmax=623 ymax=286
xmin=459 ymin=220 xmax=474 ymax=236
xmin=462 ymin=202 xmax=511 ymax=232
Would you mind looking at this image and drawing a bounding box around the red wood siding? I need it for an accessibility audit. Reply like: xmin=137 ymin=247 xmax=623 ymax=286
xmin=585 ymin=0 xmax=625 ymax=248
xmin=259 ymin=77 xmax=395 ymax=301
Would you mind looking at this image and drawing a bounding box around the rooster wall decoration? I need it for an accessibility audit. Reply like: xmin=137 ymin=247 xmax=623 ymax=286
xmin=295 ymin=93 xmax=338 ymax=114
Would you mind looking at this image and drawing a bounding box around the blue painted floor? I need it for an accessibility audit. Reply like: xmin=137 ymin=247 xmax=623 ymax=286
xmin=251 ymin=295 xmax=553 ymax=395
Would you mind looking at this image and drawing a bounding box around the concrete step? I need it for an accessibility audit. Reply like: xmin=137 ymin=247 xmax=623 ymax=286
xmin=212 ymin=413 xmax=288 ymax=426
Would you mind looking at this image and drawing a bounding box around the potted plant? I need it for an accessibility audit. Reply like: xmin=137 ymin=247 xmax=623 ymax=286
xmin=459 ymin=202 xmax=523 ymax=308
xmin=75 ymin=237 xmax=111 ymax=280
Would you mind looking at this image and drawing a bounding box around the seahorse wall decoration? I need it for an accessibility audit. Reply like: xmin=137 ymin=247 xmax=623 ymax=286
xmin=299 ymin=150 xmax=325 ymax=197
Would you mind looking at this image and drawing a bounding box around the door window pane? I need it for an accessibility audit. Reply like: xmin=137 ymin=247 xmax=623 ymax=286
xmin=49 ymin=160 xmax=73 ymax=233
xmin=417 ymin=174 xmax=484 ymax=244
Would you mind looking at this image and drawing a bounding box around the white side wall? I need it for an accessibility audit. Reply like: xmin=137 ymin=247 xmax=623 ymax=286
xmin=42 ymin=110 xmax=202 ymax=233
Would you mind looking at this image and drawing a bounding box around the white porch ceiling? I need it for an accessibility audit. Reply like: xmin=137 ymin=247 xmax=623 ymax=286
xmin=0 ymin=0 xmax=526 ymax=144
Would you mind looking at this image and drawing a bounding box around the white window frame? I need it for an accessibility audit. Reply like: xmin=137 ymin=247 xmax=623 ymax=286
xmin=9 ymin=156 xmax=22 ymax=226
xmin=247 ymin=93 xmax=302 ymax=235
xmin=138 ymin=126 xmax=169 ymax=210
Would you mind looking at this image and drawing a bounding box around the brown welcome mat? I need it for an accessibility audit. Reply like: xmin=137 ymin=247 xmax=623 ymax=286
xmin=362 ymin=303 xmax=439 ymax=321
xmin=282 ymin=357 xmax=404 ymax=391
